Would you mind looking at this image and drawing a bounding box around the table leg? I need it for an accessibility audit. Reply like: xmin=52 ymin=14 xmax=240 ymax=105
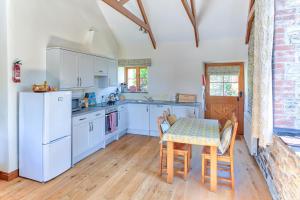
xmin=210 ymin=146 xmax=217 ymax=191
xmin=167 ymin=141 xmax=174 ymax=183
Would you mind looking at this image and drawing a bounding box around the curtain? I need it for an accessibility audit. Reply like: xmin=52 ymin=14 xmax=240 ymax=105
xmin=207 ymin=66 xmax=240 ymax=76
xmin=251 ymin=0 xmax=274 ymax=147
xmin=118 ymin=58 xmax=151 ymax=67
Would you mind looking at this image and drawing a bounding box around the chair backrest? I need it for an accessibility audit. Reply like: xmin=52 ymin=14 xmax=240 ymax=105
xmin=229 ymin=113 xmax=238 ymax=157
xmin=157 ymin=116 xmax=165 ymax=140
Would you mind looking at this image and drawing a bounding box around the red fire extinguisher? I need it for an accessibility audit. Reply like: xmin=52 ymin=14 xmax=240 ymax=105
xmin=13 ymin=60 xmax=21 ymax=83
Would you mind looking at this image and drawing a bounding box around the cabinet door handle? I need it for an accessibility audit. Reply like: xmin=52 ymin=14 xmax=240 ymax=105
xmin=77 ymin=77 xmax=80 ymax=87
xmin=99 ymin=70 xmax=103 ymax=73
xmin=79 ymin=77 xmax=82 ymax=87
xmin=95 ymin=113 xmax=101 ymax=116
xmin=89 ymin=122 xmax=91 ymax=132
xmin=79 ymin=117 xmax=86 ymax=121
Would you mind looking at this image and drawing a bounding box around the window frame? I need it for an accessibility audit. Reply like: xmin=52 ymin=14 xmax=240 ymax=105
xmin=125 ymin=66 xmax=148 ymax=92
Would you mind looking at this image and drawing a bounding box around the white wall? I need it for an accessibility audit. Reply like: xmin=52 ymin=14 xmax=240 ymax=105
xmin=0 ymin=0 xmax=119 ymax=173
xmin=120 ymin=38 xmax=248 ymax=101
xmin=0 ymin=0 xmax=9 ymax=172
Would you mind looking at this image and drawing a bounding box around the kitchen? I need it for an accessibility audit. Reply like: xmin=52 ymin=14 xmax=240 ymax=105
xmin=0 ymin=0 xmax=296 ymax=199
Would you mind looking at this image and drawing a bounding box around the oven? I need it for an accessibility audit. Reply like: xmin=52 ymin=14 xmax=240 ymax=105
xmin=105 ymin=106 xmax=118 ymax=134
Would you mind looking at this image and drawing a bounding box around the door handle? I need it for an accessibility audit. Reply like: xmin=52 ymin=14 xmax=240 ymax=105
xmin=239 ymin=91 xmax=243 ymax=98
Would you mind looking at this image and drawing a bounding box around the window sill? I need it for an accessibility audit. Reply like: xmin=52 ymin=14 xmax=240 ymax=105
xmin=274 ymin=128 xmax=300 ymax=156
xmin=122 ymin=92 xmax=148 ymax=94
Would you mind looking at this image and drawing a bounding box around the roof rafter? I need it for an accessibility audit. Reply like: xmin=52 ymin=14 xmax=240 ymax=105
xmin=103 ymin=0 xmax=157 ymax=49
xmin=245 ymin=0 xmax=255 ymax=44
xmin=118 ymin=0 xmax=130 ymax=5
xmin=181 ymin=0 xmax=199 ymax=47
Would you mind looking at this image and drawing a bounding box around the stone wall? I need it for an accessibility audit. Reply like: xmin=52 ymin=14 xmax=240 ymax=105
xmin=256 ymin=136 xmax=300 ymax=200
xmin=247 ymin=19 xmax=254 ymax=115
xmin=273 ymin=0 xmax=300 ymax=129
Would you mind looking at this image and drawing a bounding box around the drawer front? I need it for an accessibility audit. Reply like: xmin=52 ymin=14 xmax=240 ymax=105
xmin=91 ymin=110 xmax=105 ymax=119
xmin=72 ymin=114 xmax=90 ymax=125
xmin=118 ymin=105 xmax=127 ymax=112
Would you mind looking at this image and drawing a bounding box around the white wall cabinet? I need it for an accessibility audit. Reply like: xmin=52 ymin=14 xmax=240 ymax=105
xmin=127 ymin=104 xmax=150 ymax=135
xmin=47 ymin=48 xmax=117 ymax=89
xmin=72 ymin=110 xmax=105 ymax=165
xmin=108 ymin=60 xmax=118 ymax=87
xmin=78 ymin=53 xmax=94 ymax=88
xmin=60 ymin=50 xmax=78 ymax=89
xmin=149 ymin=104 xmax=172 ymax=137
xmin=94 ymin=56 xmax=108 ymax=76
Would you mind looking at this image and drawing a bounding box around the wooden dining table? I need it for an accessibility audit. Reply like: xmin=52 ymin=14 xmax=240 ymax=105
xmin=162 ymin=118 xmax=220 ymax=191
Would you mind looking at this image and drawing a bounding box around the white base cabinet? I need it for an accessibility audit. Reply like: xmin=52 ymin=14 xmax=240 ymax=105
xmin=127 ymin=104 xmax=150 ymax=135
xmin=72 ymin=110 xmax=105 ymax=165
xmin=172 ymin=106 xmax=199 ymax=119
xmin=149 ymin=104 xmax=172 ymax=137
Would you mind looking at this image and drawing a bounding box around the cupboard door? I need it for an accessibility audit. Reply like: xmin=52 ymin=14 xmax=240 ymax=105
xmin=60 ymin=50 xmax=78 ymax=89
xmin=172 ymin=106 xmax=198 ymax=118
xmin=72 ymin=122 xmax=89 ymax=158
xmin=118 ymin=107 xmax=128 ymax=132
xmin=149 ymin=105 xmax=172 ymax=137
xmin=78 ymin=53 xmax=94 ymax=88
xmin=127 ymin=104 xmax=149 ymax=135
xmin=94 ymin=57 xmax=108 ymax=76
xmin=108 ymin=60 xmax=118 ymax=87
xmin=89 ymin=117 xmax=105 ymax=148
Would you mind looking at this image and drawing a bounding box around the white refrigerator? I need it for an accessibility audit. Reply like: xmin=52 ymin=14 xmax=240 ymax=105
xmin=19 ymin=91 xmax=72 ymax=182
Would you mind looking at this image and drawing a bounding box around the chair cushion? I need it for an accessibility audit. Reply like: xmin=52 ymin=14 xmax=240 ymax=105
xmin=160 ymin=120 xmax=171 ymax=133
xmin=218 ymin=125 xmax=233 ymax=155
xmin=220 ymin=120 xmax=232 ymax=135
xmin=167 ymin=115 xmax=177 ymax=125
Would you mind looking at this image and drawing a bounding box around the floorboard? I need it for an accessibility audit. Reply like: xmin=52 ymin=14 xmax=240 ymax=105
xmin=0 ymin=135 xmax=271 ymax=200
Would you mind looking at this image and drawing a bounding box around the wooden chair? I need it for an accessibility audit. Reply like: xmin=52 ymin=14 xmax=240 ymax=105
xmin=163 ymin=110 xmax=192 ymax=159
xmin=201 ymin=113 xmax=238 ymax=189
xmin=158 ymin=116 xmax=191 ymax=180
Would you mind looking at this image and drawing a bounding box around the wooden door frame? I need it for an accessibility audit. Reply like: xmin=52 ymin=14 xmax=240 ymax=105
xmin=204 ymin=62 xmax=244 ymax=135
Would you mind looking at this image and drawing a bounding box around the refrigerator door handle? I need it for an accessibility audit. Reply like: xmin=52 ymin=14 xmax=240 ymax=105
xmin=45 ymin=135 xmax=70 ymax=145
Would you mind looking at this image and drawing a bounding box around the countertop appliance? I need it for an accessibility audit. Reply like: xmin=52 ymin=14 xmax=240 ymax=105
xmin=19 ymin=91 xmax=72 ymax=182
xmin=72 ymin=97 xmax=81 ymax=112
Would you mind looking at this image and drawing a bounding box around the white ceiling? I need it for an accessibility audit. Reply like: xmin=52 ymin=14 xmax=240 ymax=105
xmin=98 ymin=0 xmax=249 ymax=48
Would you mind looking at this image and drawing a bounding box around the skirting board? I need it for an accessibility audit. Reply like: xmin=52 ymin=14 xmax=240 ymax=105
xmin=0 ymin=169 xmax=19 ymax=181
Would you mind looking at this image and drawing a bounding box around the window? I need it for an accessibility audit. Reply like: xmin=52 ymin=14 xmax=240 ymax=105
xmin=119 ymin=67 xmax=148 ymax=93
xmin=209 ymin=75 xmax=239 ymax=96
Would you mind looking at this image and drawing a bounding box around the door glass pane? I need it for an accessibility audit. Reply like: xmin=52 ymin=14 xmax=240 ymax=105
xmin=224 ymin=75 xmax=238 ymax=82
xmin=127 ymin=68 xmax=137 ymax=88
xmin=210 ymin=75 xmax=223 ymax=82
xmin=224 ymin=83 xmax=238 ymax=96
xmin=210 ymin=83 xmax=223 ymax=96
xmin=139 ymin=68 xmax=148 ymax=92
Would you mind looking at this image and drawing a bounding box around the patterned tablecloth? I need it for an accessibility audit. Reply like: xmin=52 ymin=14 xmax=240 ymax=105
xmin=162 ymin=118 xmax=220 ymax=146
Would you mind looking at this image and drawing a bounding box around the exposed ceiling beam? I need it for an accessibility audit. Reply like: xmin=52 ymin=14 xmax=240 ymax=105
xmin=102 ymin=0 xmax=157 ymax=49
xmin=181 ymin=0 xmax=199 ymax=47
xmin=136 ymin=0 xmax=156 ymax=49
xmin=118 ymin=0 xmax=130 ymax=5
xmin=245 ymin=0 xmax=255 ymax=44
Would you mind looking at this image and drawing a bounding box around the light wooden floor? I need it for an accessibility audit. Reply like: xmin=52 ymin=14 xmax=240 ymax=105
xmin=0 ymin=135 xmax=271 ymax=200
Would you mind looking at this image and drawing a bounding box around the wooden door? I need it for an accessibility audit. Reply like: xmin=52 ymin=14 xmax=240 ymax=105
xmin=205 ymin=62 xmax=244 ymax=135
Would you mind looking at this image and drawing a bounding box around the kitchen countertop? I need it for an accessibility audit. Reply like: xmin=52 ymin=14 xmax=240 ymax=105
xmin=72 ymin=99 xmax=201 ymax=117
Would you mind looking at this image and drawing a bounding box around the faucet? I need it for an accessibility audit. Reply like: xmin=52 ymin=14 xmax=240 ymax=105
xmin=144 ymin=96 xmax=153 ymax=102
